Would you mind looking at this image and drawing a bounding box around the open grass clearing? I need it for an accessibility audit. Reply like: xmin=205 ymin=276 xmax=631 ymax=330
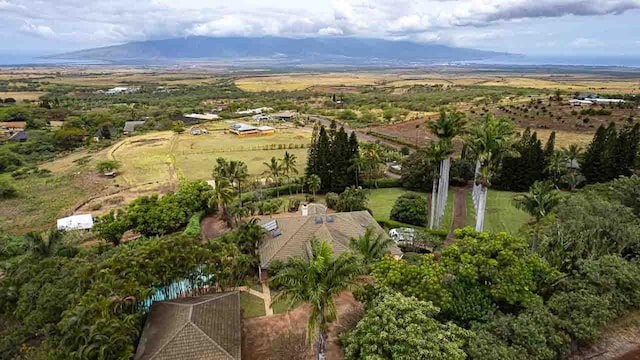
xmin=0 ymin=91 xmax=47 ymax=102
xmin=235 ymin=73 xmax=387 ymax=92
xmin=367 ymin=187 xmax=453 ymax=232
xmin=466 ymin=190 xmax=530 ymax=235
xmin=0 ymin=173 xmax=87 ymax=233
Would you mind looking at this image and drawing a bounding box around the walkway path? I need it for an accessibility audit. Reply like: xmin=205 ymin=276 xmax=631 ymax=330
xmin=234 ymin=284 xmax=274 ymax=316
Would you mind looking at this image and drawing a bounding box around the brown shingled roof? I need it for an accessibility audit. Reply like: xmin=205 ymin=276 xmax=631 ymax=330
xmin=259 ymin=210 xmax=402 ymax=268
xmin=134 ymin=292 xmax=241 ymax=360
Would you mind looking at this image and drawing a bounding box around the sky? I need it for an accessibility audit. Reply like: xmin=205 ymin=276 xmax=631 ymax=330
xmin=1 ymin=0 xmax=640 ymax=57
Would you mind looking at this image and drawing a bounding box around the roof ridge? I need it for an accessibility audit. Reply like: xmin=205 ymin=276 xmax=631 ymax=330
xmin=147 ymin=321 xmax=190 ymax=360
xmin=262 ymin=216 xmax=314 ymax=266
xmin=189 ymin=320 xmax=235 ymax=360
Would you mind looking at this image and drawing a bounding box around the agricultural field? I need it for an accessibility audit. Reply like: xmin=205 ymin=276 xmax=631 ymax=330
xmin=465 ymin=190 xmax=530 ymax=234
xmin=235 ymin=72 xmax=387 ymax=91
xmin=0 ymin=91 xmax=47 ymax=102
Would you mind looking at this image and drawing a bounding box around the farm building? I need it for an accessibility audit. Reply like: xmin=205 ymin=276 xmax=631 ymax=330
xmin=105 ymin=86 xmax=140 ymax=95
xmin=190 ymin=127 xmax=209 ymax=135
xmin=229 ymin=123 xmax=275 ymax=136
xmin=251 ymin=114 xmax=271 ymax=122
xmin=0 ymin=122 xmax=26 ymax=131
xmin=56 ymin=214 xmax=94 ymax=231
xmin=123 ymin=121 xmax=146 ymax=134
xmin=271 ymin=110 xmax=298 ymax=121
xmin=575 ymin=92 xmax=598 ymax=100
xmin=257 ymin=210 xmax=402 ymax=269
xmin=94 ymin=125 xmax=117 ymax=140
xmin=590 ymin=98 xmax=626 ymax=105
xmin=134 ymin=292 xmax=241 ymax=360
xmin=235 ymin=107 xmax=272 ymax=115
xmin=569 ymin=99 xmax=594 ymax=106
xmin=184 ymin=113 xmax=219 ymax=121
xmin=8 ymin=131 xmax=28 ymax=142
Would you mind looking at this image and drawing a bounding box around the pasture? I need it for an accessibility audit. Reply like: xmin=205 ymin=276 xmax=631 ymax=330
xmin=0 ymin=91 xmax=47 ymax=102
xmin=465 ymin=190 xmax=530 ymax=234
xmin=235 ymin=73 xmax=387 ymax=91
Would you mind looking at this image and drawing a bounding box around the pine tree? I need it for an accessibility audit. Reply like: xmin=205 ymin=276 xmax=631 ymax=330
xmin=305 ymin=123 xmax=320 ymax=178
xmin=543 ymin=131 xmax=556 ymax=160
xmin=331 ymin=128 xmax=351 ymax=192
xmin=601 ymin=122 xmax=619 ymax=182
xmin=317 ymin=126 xmax=332 ymax=192
xmin=582 ymin=125 xmax=609 ymax=183
xmin=496 ymin=128 xmax=545 ymax=191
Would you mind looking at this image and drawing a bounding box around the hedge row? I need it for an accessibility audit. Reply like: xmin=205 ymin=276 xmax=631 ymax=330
xmin=183 ymin=211 xmax=204 ymax=237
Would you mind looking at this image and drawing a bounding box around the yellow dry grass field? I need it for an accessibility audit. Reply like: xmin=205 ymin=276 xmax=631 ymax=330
xmin=235 ymin=73 xmax=387 ymax=91
xmin=109 ymin=132 xmax=175 ymax=186
xmin=518 ymin=128 xmax=594 ymax=148
xmin=0 ymin=91 xmax=47 ymax=102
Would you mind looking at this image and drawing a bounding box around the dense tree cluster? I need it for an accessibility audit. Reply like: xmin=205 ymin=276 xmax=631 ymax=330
xmin=305 ymin=121 xmax=360 ymax=192
xmin=390 ymin=192 xmax=428 ymax=226
xmin=495 ymin=128 xmax=546 ymax=191
xmin=581 ymin=123 xmax=640 ymax=184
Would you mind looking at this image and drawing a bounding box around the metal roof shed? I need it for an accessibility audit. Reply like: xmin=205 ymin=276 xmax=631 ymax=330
xmin=57 ymin=214 xmax=94 ymax=231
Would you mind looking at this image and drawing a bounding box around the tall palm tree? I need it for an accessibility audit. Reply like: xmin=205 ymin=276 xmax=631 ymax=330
xmin=349 ymin=225 xmax=395 ymax=267
xmin=208 ymin=176 xmax=235 ymax=224
xmin=306 ymin=174 xmax=321 ymax=199
xmin=466 ymin=115 xmax=517 ymax=232
xmin=428 ymin=109 xmax=467 ymax=228
xmin=229 ymin=161 xmax=249 ymax=206
xmin=270 ymin=239 xmax=363 ymax=359
xmin=25 ymin=228 xmax=63 ymax=258
xmin=425 ymin=142 xmax=450 ymax=229
xmin=263 ymin=157 xmax=283 ymax=185
xmin=545 ymin=150 xmax=567 ymax=188
xmin=513 ymin=181 xmax=561 ymax=250
xmin=282 ymin=151 xmax=299 ymax=195
xmin=348 ymin=156 xmax=367 ymax=188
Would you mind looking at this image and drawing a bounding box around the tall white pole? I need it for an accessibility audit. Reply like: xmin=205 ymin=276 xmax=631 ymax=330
xmin=429 ymin=178 xmax=438 ymax=229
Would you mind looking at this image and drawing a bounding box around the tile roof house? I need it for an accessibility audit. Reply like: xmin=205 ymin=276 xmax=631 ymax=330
xmin=135 ymin=292 xmax=241 ymax=360
xmin=258 ymin=210 xmax=402 ymax=268
xmin=123 ymin=121 xmax=146 ymax=134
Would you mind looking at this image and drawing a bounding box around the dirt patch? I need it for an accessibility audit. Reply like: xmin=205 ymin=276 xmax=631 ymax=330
xmin=200 ymin=214 xmax=230 ymax=241
xmin=242 ymin=292 xmax=361 ymax=360
xmin=569 ymin=312 xmax=640 ymax=360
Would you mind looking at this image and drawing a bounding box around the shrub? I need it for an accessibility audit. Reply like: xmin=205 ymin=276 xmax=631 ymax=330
xmin=183 ymin=211 xmax=204 ymax=237
xmin=0 ymin=150 xmax=23 ymax=173
xmin=325 ymin=192 xmax=339 ymax=209
xmin=0 ymin=178 xmax=18 ymax=199
xmin=362 ymin=178 xmax=401 ymax=189
xmin=287 ymin=198 xmax=302 ymax=212
xmin=390 ymin=193 xmax=428 ymax=226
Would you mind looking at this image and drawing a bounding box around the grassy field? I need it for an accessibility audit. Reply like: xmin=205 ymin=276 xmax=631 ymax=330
xmin=235 ymin=73 xmax=386 ymax=91
xmin=0 ymin=173 xmax=87 ymax=232
xmin=110 ymin=132 xmax=175 ymax=186
xmin=367 ymin=187 xmax=453 ymax=232
xmin=0 ymin=91 xmax=48 ymax=102
xmin=466 ymin=190 xmax=530 ymax=234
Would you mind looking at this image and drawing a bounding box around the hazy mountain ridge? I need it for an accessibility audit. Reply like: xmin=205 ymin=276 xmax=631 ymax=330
xmin=48 ymin=36 xmax=509 ymax=65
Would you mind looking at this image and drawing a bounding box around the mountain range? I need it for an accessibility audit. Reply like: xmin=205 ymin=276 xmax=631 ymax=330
xmin=49 ymin=36 xmax=510 ymax=65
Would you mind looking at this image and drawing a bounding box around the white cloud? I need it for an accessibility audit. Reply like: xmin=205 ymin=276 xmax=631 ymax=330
xmin=318 ymin=26 xmax=344 ymax=36
xmin=19 ymin=22 xmax=56 ymax=38
xmin=569 ymin=37 xmax=606 ymax=48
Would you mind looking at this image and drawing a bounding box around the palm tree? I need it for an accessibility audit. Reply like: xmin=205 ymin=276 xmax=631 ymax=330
xmin=428 ymin=109 xmax=466 ymax=228
xmin=561 ymin=144 xmax=583 ymax=173
xmin=424 ymin=142 xmax=450 ymax=229
xmin=306 ymin=174 xmax=321 ymax=199
xmin=229 ymin=161 xmax=249 ymax=206
xmin=360 ymin=143 xmax=380 ymax=187
xmin=561 ymin=172 xmax=586 ymax=192
xmin=348 ymin=156 xmax=367 ymax=188
xmin=208 ymin=176 xmax=235 ymax=224
xmin=545 ymin=150 xmax=567 ymax=188
xmin=270 ymin=239 xmax=363 ymax=359
xmin=263 ymin=157 xmax=283 ymax=185
xmin=513 ymin=181 xmax=561 ymax=250
xmin=466 ymin=115 xmax=518 ymax=232
xmin=349 ymin=225 xmax=395 ymax=267
xmin=282 ymin=152 xmax=299 ymax=195
xmin=25 ymin=228 xmax=63 ymax=258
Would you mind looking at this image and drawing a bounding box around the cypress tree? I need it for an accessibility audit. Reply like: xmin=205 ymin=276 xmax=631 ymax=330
xmin=331 ymin=128 xmax=351 ymax=192
xmin=601 ymin=122 xmax=619 ymax=182
xmin=543 ymin=131 xmax=556 ymax=160
xmin=305 ymin=123 xmax=320 ymax=178
xmin=316 ymin=126 xmax=332 ymax=192
xmin=582 ymin=125 xmax=609 ymax=183
xmin=496 ymin=128 xmax=545 ymax=191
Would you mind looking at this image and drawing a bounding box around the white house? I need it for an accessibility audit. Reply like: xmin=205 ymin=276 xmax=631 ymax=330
xmin=569 ymin=99 xmax=593 ymax=107
xmin=184 ymin=113 xmax=220 ymax=121
xmin=106 ymin=86 xmax=140 ymax=95
xmin=235 ymin=107 xmax=273 ymax=115
xmin=590 ymin=98 xmax=626 ymax=105
xmin=57 ymin=214 xmax=94 ymax=231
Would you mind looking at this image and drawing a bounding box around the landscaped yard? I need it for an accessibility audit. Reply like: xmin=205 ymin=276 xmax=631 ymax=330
xmin=466 ymin=190 xmax=530 ymax=234
xmin=367 ymin=187 xmax=454 ymax=232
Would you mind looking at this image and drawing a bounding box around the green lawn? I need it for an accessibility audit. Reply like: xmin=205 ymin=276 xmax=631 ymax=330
xmin=367 ymin=187 xmax=453 ymax=232
xmin=240 ymin=292 xmax=266 ymax=318
xmin=466 ymin=190 xmax=530 ymax=234
xmin=271 ymin=292 xmax=304 ymax=314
